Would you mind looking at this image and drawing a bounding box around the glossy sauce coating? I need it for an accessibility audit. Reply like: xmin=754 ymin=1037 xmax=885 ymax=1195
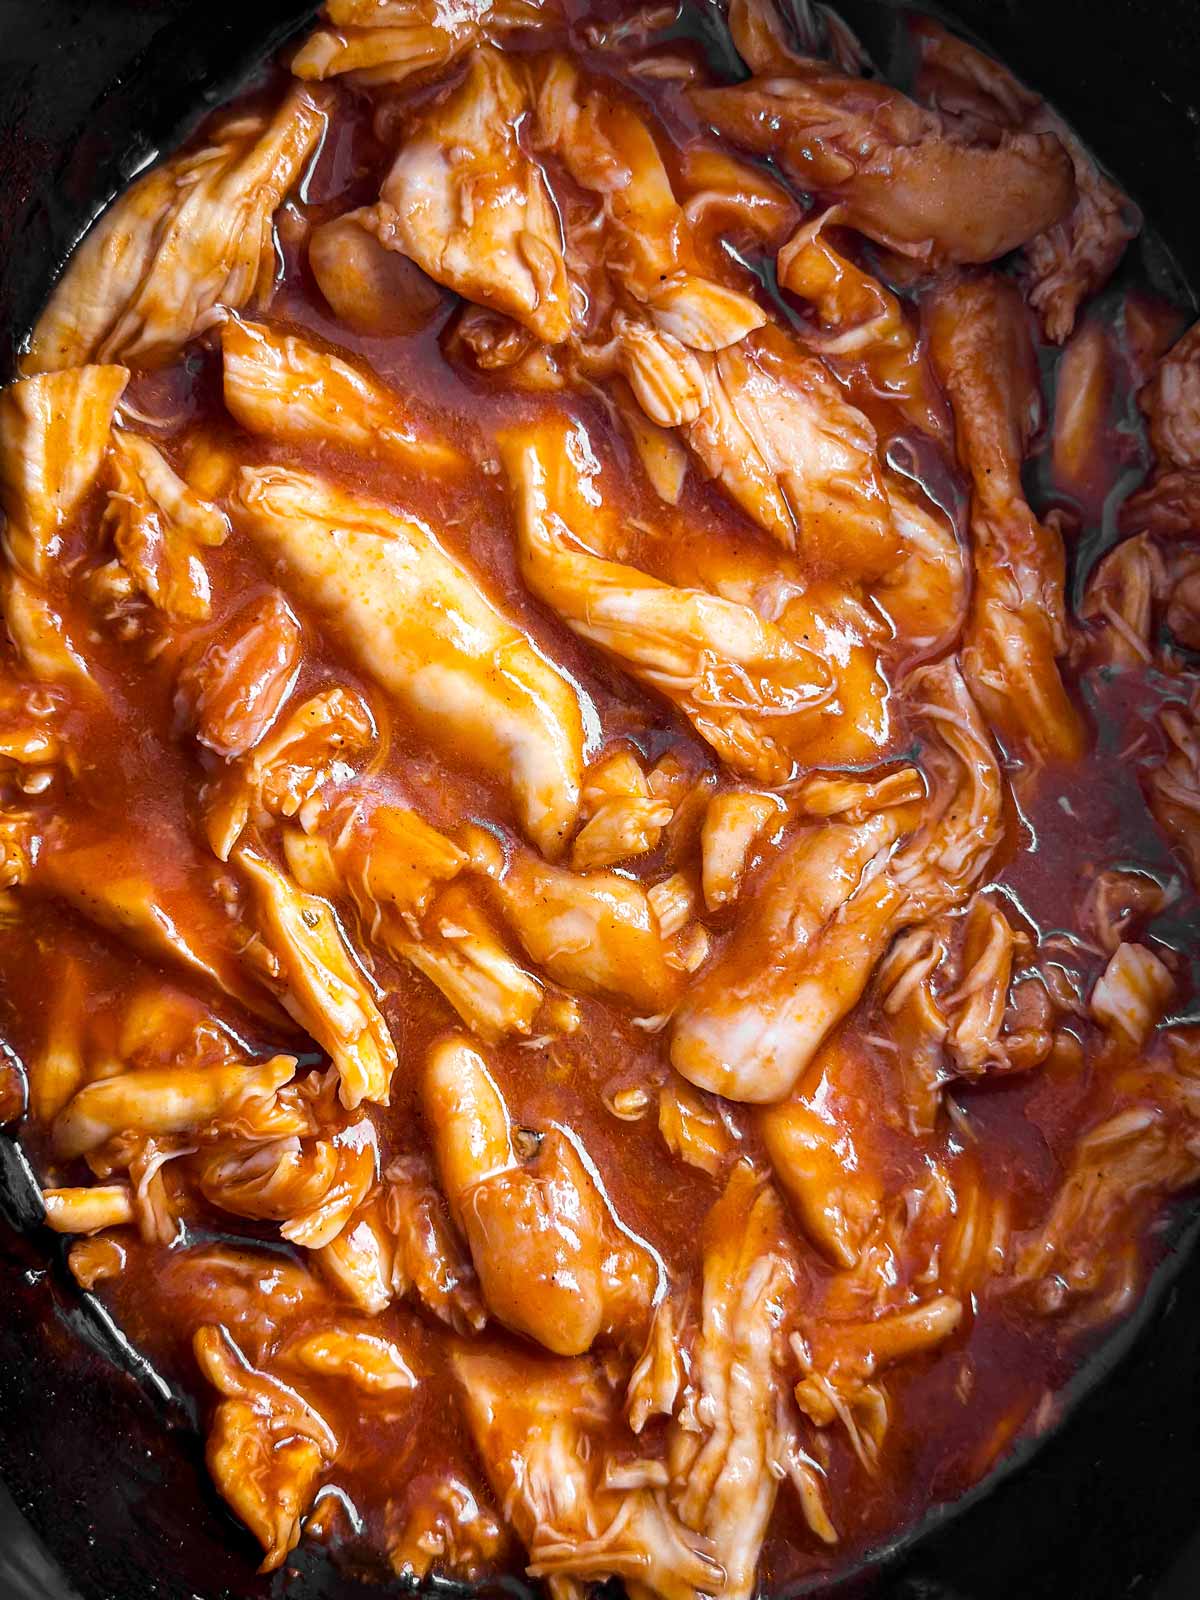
xmin=2 ymin=1 xmax=1199 ymax=1594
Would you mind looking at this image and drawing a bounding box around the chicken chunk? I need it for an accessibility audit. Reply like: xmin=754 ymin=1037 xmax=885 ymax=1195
xmin=536 ymin=53 xmax=767 ymax=334
xmin=666 ymin=1163 xmax=801 ymax=1600
xmin=205 ymin=686 xmax=376 ymax=859
xmin=0 ymin=365 xmax=127 ymax=579
xmin=911 ymin=16 xmax=1139 ymax=341
xmin=1012 ymin=1037 xmax=1200 ymax=1315
xmin=175 ymin=590 xmax=303 ymax=759
xmin=102 ymin=430 xmax=229 ymax=621
xmin=292 ymin=0 xmax=552 ymax=87
xmin=672 ymin=661 xmax=1000 ymax=1102
xmin=758 ymin=1038 xmax=881 ymax=1269
xmin=1140 ymin=320 xmax=1200 ymax=474
xmin=220 ymin=317 xmax=461 ymax=475
xmin=776 ymin=209 xmax=943 ymax=437
xmin=691 ymin=66 xmax=1074 ymax=265
xmin=236 ymin=846 xmax=397 ymax=1109
xmin=284 ymin=807 xmax=549 ymax=1044
xmin=464 ymin=824 xmax=698 ymax=1015
xmin=423 ymin=1034 xmax=656 ymax=1354
xmin=42 ymin=1183 xmax=136 ymax=1235
xmin=451 ymin=1343 xmax=720 ymax=1600
xmin=52 ymin=1053 xmax=296 ymax=1159
xmin=700 ymin=790 xmax=784 ymax=910
xmin=1143 ymin=687 xmax=1200 ymax=890
xmin=502 ymin=414 xmax=887 ymax=779
xmin=927 ymin=274 xmax=1085 ymax=762
xmin=359 ymin=49 xmax=571 ymax=343
xmin=25 ymin=86 xmax=329 ymax=372
xmin=195 ymin=1323 xmax=337 ymax=1573
xmin=233 ymin=465 xmax=585 ymax=857
xmin=685 ymin=326 xmax=901 ymax=570
xmin=307 ymin=213 xmax=445 ymax=336
xmin=383 ymin=1154 xmax=486 ymax=1334
xmin=670 ymin=803 xmax=917 ymax=1103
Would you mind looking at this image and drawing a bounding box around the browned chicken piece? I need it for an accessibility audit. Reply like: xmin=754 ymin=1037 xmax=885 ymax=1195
xmin=24 ymin=86 xmax=329 ymax=373
xmin=683 ymin=325 xmax=900 ymax=568
xmin=424 ymin=1035 xmax=656 ymax=1354
xmin=1166 ymin=558 xmax=1200 ymax=651
xmin=699 ymin=789 xmax=784 ymax=910
xmin=658 ymin=1076 xmax=736 ymax=1177
xmin=175 ymin=590 xmax=303 ymax=760
xmin=881 ymin=478 xmax=969 ymax=653
xmin=1138 ymin=319 xmax=1200 ymax=483
xmin=1121 ymin=466 xmax=1200 ymax=542
xmin=313 ymin=1176 xmax=486 ymax=1332
xmin=729 ymin=0 xmax=868 ymax=77
xmin=382 ymin=1153 xmax=486 ymax=1335
xmin=101 ymin=430 xmax=229 ymax=621
xmin=1 ymin=572 xmax=98 ymax=689
xmin=198 ymin=1106 xmax=380 ymax=1251
xmin=571 ymin=747 xmax=673 ymax=872
xmin=536 ymin=53 xmax=767 ymax=337
xmin=0 ymin=365 xmax=127 ymax=580
xmin=284 ymin=1325 xmax=417 ymax=1396
xmin=236 ymin=845 xmax=397 ymax=1109
xmin=666 ymin=1161 xmax=820 ymax=1590
xmin=33 ymin=831 xmax=289 ymax=1022
xmin=793 ymin=1295 xmax=963 ymax=1473
xmin=1143 ymin=685 xmax=1200 ymax=890
xmin=463 ymin=823 xmax=703 ymax=1016
xmin=758 ymin=1035 xmax=881 ymax=1268
xmin=1090 ymin=942 xmax=1174 ymax=1049
xmin=672 ymin=660 xmax=1001 ymax=1103
xmin=42 ymin=1183 xmax=135 ymax=1235
xmin=386 ymin=1473 xmax=507 ymax=1583
xmin=502 ymin=413 xmax=889 ymax=779
xmin=220 ymin=317 xmax=462 ymax=474
xmin=886 ymin=659 xmax=1005 ymax=921
xmin=52 ymin=1053 xmax=296 ymax=1159
xmin=776 ymin=208 xmax=943 ymax=437
xmin=451 ymin=1342 xmax=721 ymax=1600
xmin=691 ymin=65 xmax=1074 ymax=266
xmin=1050 ymin=319 xmax=1113 ymax=502
xmin=283 ymin=803 xmax=555 ymax=1044
xmin=292 ymin=0 xmax=553 ymax=86
xmin=358 ymin=50 xmax=571 ymax=344
xmin=792 ymin=1149 xmax=1008 ymax=1469
xmin=233 ymin=465 xmax=586 ymax=858
xmin=307 ymin=213 xmax=444 ymax=336
xmin=673 ymin=143 xmax=800 ymax=251
xmin=1080 ymin=867 xmax=1167 ymax=956
xmin=204 ymin=686 xmax=376 ymax=859
xmin=1079 ymin=533 xmax=1166 ymax=667
xmin=943 ymin=896 xmax=1034 ymax=1076
xmin=1012 ymin=1030 xmax=1200 ymax=1316
xmin=671 ymin=797 xmax=917 ymax=1103
xmin=311 ymin=1198 xmax=397 ymax=1315
xmin=195 ymin=1323 xmax=338 ymax=1573
xmin=1126 ymin=321 xmax=1200 ymax=540
xmin=911 ymin=15 xmax=1139 ymax=342
xmin=927 ymin=274 xmax=1085 ymax=763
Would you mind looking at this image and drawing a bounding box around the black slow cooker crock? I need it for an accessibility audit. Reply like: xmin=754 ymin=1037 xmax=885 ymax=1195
xmin=0 ymin=1 xmax=1198 ymax=1596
